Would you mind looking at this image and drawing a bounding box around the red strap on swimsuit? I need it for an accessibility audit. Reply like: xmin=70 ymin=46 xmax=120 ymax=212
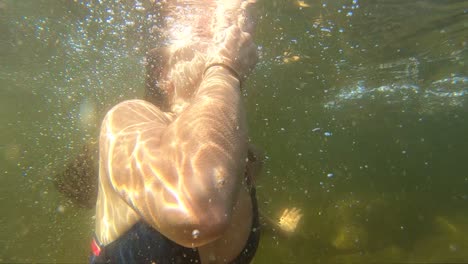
xmin=91 ymin=238 xmax=101 ymax=256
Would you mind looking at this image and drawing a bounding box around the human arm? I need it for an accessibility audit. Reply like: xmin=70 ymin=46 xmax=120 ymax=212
xmin=99 ymin=26 xmax=256 ymax=247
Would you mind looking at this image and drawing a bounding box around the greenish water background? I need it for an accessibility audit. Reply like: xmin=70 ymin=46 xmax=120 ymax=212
xmin=1 ymin=0 xmax=467 ymax=263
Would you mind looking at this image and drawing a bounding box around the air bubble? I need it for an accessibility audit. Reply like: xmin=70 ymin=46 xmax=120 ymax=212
xmin=192 ymin=229 xmax=200 ymax=239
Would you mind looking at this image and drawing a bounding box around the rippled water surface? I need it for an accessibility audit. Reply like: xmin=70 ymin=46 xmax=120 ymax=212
xmin=1 ymin=0 xmax=467 ymax=263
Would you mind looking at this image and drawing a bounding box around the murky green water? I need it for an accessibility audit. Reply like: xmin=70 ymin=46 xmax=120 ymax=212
xmin=1 ymin=0 xmax=467 ymax=263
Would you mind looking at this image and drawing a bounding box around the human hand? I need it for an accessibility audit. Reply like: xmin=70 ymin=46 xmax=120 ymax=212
xmin=277 ymin=207 xmax=303 ymax=234
xmin=208 ymin=25 xmax=257 ymax=79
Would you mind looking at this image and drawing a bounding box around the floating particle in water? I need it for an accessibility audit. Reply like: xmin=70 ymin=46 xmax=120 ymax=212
xmin=324 ymin=131 xmax=333 ymax=137
xmin=327 ymin=173 xmax=334 ymax=178
xmin=449 ymin=243 xmax=458 ymax=252
xmin=57 ymin=205 xmax=65 ymax=213
xmin=312 ymin=127 xmax=321 ymax=132
xmin=296 ymin=1 xmax=310 ymax=8
xmin=283 ymin=55 xmax=300 ymax=64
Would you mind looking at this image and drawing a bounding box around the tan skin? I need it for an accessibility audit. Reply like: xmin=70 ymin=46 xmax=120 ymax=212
xmin=94 ymin=5 xmax=259 ymax=262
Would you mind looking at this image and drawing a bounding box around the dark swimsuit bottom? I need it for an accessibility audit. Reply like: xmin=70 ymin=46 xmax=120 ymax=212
xmin=90 ymin=188 xmax=260 ymax=264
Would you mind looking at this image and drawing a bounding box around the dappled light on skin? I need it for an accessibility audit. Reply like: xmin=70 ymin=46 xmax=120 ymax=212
xmin=3 ymin=0 xmax=468 ymax=262
xmin=148 ymin=0 xmax=256 ymax=116
xmin=96 ymin=73 xmax=245 ymax=245
xmin=94 ymin=0 xmax=256 ymax=245
xmin=101 ymin=100 xmax=193 ymax=208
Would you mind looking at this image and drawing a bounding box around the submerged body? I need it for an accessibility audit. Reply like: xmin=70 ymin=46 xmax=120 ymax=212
xmin=145 ymin=0 xmax=256 ymax=113
xmin=93 ymin=1 xmax=259 ymax=263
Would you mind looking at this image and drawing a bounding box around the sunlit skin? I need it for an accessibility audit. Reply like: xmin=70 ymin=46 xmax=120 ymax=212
xmin=95 ymin=0 xmax=258 ymax=263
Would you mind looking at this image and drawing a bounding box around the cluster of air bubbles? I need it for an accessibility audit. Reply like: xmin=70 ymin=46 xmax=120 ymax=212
xmin=5 ymin=1 xmax=159 ymax=182
xmin=337 ymin=0 xmax=360 ymax=17
xmin=307 ymin=0 xmax=361 ymax=41
xmin=135 ymin=0 xmax=146 ymax=12
xmin=11 ymin=0 xmax=155 ymax=97
xmin=311 ymin=20 xmax=336 ymax=37
xmin=323 ymin=75 xmax=467 ymax=115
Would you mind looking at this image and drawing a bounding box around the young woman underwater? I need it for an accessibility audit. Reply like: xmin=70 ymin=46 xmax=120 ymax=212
xmin=92 ymin=1 xmax=260 ymax=263
xmin=54 ymin=1 xmax=303 ymax=263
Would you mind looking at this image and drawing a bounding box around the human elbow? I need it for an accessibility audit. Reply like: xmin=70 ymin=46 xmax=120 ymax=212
xmin=168 ymin=206 xmax=232 ymax=248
